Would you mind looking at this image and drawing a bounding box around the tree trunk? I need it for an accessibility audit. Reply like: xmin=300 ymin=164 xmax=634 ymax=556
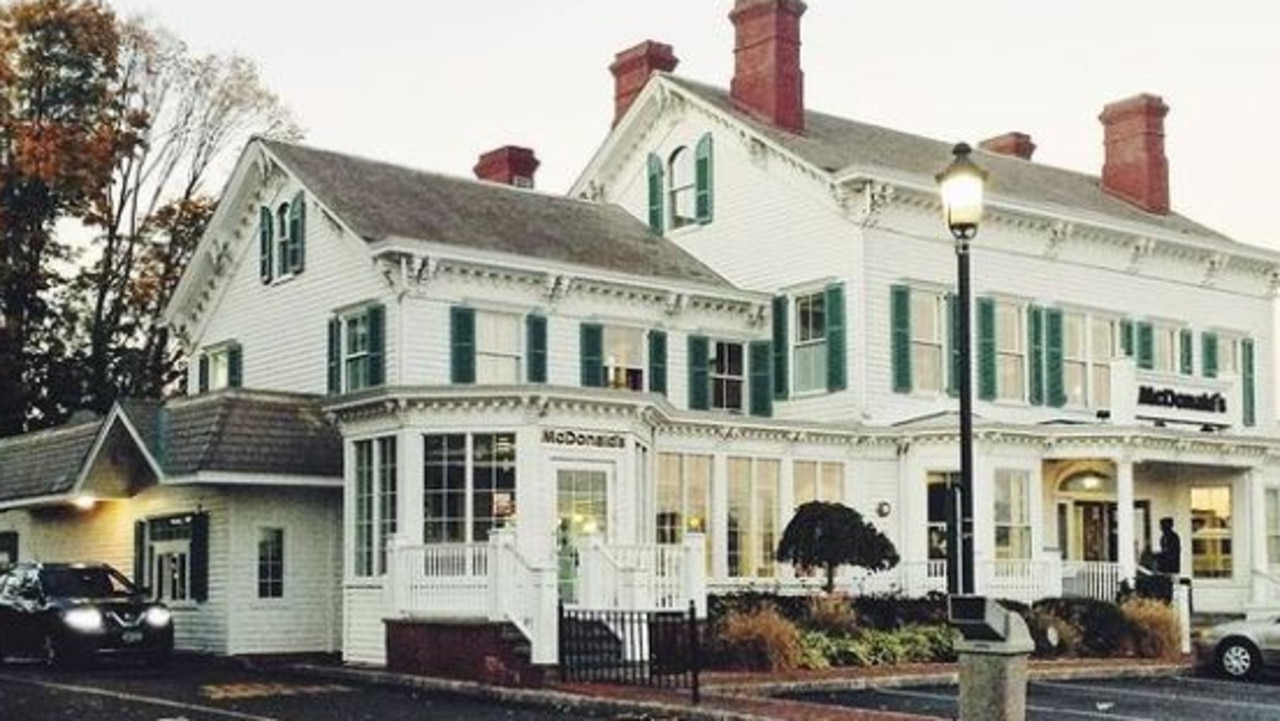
xmin=825 ymin=563 xmax=836 ymax=594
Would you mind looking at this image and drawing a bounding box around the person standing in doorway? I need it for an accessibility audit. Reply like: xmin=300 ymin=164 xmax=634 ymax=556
xmin=1156 ymin=517 xmax=1181 ymax=575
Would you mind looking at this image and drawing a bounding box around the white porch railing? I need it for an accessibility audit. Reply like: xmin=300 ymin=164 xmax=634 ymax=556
xmin=983 ymin=557 xmax=1063 ymax=604
xmin=388 ymin=541 xmax=491 ymax=616
xmin=1061 ymin=560 xmax=1121 ymax=601
xmin=576 ymin=533 xmax=707 ymax=616
xmin=489 ymin=530 xmax=559 ymax=664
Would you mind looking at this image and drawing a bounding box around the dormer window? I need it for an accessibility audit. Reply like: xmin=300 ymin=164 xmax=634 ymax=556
xmin=646 ymin=133 xmax=713 ymax=234
xmin=259 ymin=191 xmax=307 ymax=283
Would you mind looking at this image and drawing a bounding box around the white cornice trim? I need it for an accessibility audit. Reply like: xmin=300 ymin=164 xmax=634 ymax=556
xmin=162 ymin=471 xmax=342 ymax=488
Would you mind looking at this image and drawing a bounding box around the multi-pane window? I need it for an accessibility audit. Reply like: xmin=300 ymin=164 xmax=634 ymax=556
xmin=1063 ymin=312 xmax=1087 ymax=406
xmin=995 ymin=300 xmax=1025 ymax=402
xmin=656 ymin=454 xmax=711 ymax=545
xmin=994 ymin=470 xmax=1031 ymax=559
xmin=603 ymin=326 xmax=645 ymax=391
xmin=668 ymin=147 xmax=696 ymax=228
xmin=1191 ymin=486 xmax=1232 ymax=579
xmin=1090 ymin=317 xmax=1116 ymax=409
xmin=1220 ymin=336 xmax=1241 ymax=375
xmin=146 ymin=515 xmax=193 ymax=603
xmin=794 ymin=292 xmax=828 ymax=393
xmin=727 ymin=458 xmax=779 ymax=578
xmin=345 ymin=314 xmax=371 ymax=392
xmin=276 ymin=204 xmax=291 ymax=277
xmin=257 ymin=528 xmax=284 ymax=599
xmin=910 ymin=292 xmax=944 ymax=393
xmin=1267 ymin=489 xmax=1280 ymax=567
xmin=476 ymin=312 xmax=521 ymax=384
xmin=353 ymin=437 xmax=396 ymax=577
xmin=793 ymin=461 xmax=844 ymax=506
xmin=423 ymin=433 xmax=517 ymax=544
xmin=711 ymin=341 xmax=745 ymax=413
xmin=926 ymin=472 xmax=953 ymax=561
xmin=1152 ymin=323 xmax=1180 ymax=374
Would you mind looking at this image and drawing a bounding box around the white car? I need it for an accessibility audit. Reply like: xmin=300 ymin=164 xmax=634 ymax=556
xmin=1194 ymin=616 xmax=1280 ymax=679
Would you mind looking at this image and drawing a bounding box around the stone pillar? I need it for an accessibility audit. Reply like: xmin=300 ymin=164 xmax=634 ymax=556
xmin=957 ymin=648 xmax=1032 ymax=721
xmin=1117 ymin=458 xmax=1136 ymax=581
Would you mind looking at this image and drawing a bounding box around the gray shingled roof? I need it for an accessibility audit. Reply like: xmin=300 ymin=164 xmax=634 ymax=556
xmin=0 ymin=419 xmax=103 ymax=504
xmin=262 ymin=139 xmax=731 ymax=287
xmin=0 ymin=392 xmax=341 ymax=505
xmin=666 ymin=76 xmax=1248 ymax=251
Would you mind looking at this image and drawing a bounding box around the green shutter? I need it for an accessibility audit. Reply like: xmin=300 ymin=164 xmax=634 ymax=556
xmin=327 ymin=318 xmax=341 ymax=394
xmin=648 ymin=330 xmax=668 ymax=395
xmin=1045 ymin=308 xmax=1066 ymax=407
xmin=450 ymin=306 xmax=475 ymax=384
xmin=771 ymin=296 xmax=789 ymax=400
xmin=1179 ymin=328 xmax=1193 ymax=375
xmin=227 ymin=345 xmax=243 ymax=389
xmin=190 ymin=512 xmax=209 ymax=603
xmin=526 ymin=315 xmax=547 ymax=383
xmin=1028 ymin=306 xmax=1045 ymax=406
xmin=688 ymin=335 xmax=710 ymax=410
xmin=198 ymin=354 xmax=209 ymax=393
xmin=749 ymin=340 xmax=773 ymax=417
xmin=580 ymin=323 xmax=604 ymax=387
xmin=133 ymin=521 xmax=145 ymax=587
xmin=891 ymin=285 xmax=911 ymax=394
xmin=825 ymin=283 xmax=847 ymax=392
xmin=1136 ymin=321 xmax=1154 ymax=370
xmin=367 ymin=305 xmax=386 ymax=387
xmin=1243 ymin=338 xmax=1256 ymax=427
xmin=1202 ymin=332 xmax=1219 ymax=379
xmin=977 ymin=297 xmax=997 ymax=401
xmin=288 ymin=190 xmax=306 ymax=274
xmin=1120 ymin=319 xmax=1135 ymax=357
xmin=647 ymin=153 xmax=665 ymax=234
xmin=259 ymin=206 xmax=273 ymax=283
xmin=695 ymin=133 xmax=714 ymax=224
xmin=946 ymin=292 xmax=960 ymax=398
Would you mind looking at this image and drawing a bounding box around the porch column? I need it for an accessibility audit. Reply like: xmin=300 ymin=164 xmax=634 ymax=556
xmin=1117 ymin=459 xmax=1136 ymax=582
xmin=1249 ymin=470 xmax=1268 ymax=606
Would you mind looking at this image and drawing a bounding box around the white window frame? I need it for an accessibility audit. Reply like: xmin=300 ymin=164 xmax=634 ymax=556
xmin=344 ymin=312 xmax=371 ymax=393
xmin=710 ymin=340 xmax=745 ymax=413
xmin=1088 ymin=314 xmax=1118 ymax=410
xmin=423 ymin=432 xmax=518 ymax=545
xmin=793 ymin=291 xmax=828 ymax=394
xmin=1062 ymin=310 xmax=1087 ymax=407
xmin=994 ymin=469 xmax=1032 ymax=560
xmin=603 ymin=325 xmax=646 ymax=391
xmin=205 ymin=344 xmax=234 ymax=391
xmin=353 ymin=436 xmax=397 ymax=577
xmin=257 ymin=527 xmax=284 ymax=599
xmin=994 ymin=299 xmax=1025 ymax=402
xmin=910 ymin=290 xmax=946 ymax=395
xmin=1267 ymin=488 xmax=1280 ymax=568
xmin=1151 ymin=321 xmax=1182 ymax=374
xmin=475 ymin=310 xmax=522 ymax=384
xmin=926 ymin=472 xmax=955 ymax=562
xmin=727 ymin=457 xmax=780 ymax=579
xmin=1190 ymin=485 xmax=1232 ymax=580
xmin=668 ymin=147 xmax=696 ymax=229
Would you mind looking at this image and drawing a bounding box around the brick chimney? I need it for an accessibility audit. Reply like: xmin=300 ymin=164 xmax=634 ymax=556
xmin=729 ymin=0 xmax=807 ymax=134
xmin=609 ymin=41 xmax=679 ymax=127
xmin=474 ymin=146 xmax=540 ymax=188
xmin=1099 ymin=94 xmax=1170 ymax=214
xmin=979 ymin=132 xmax=1036 ymax=161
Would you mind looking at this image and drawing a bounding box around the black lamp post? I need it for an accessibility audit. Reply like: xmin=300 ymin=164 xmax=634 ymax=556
xmin=937 ymin=143 xmax=987 ymax=596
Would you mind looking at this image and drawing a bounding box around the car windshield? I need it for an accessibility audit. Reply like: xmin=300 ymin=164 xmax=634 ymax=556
xmin=41 ymin=567 xmax=137 ymax=599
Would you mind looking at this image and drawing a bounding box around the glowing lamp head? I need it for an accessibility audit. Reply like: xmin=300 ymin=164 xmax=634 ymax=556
xmin=936 ymin=143 xmax=988 ymax=242
xmin=72 ymin=495 xmax=97 ymax=511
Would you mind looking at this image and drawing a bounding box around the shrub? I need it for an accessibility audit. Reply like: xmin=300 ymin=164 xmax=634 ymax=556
xmin=798 ymin=631 xmax=834 ymax=670
xmin=804 ymin=594 xmax=858 ymax=635
xmin=709 ymin=592 xmax=808 ymax=628
xmin=1122 ymin=597 xmax=1181 ymax=660
xmin=715 ymin=604 xmax=805 ymax=671
xmin=1025 ymin=607 xmax=1082 ymax=657
xmin=853 ymin=592 xmax=948 ymax=630
xmin=1033 ymin=598 xmax=1132 ymax=657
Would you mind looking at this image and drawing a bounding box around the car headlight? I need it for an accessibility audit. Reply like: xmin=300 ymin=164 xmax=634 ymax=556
xmin=144 ymin=607 xmax=172 ymax=628
xmin=63 ymin=607 xmax=104 ymax=632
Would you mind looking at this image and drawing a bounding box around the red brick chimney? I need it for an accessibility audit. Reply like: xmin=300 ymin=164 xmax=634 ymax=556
xmin=979 ymin=132 xmax=1036 ymax=161
xmin=729 ymin=0 xmax=807 ymax=134
xmin=1099 ymin=94 xmax=1170 ymax=214
xmin=474 ymin=146 xmax=540 ymax=188
xmin=609 ymin=41 xmax=679 ymax=127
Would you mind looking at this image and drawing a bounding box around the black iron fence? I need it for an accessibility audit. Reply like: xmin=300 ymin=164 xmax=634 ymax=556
xmin=558 ymin=601 xmax=701 ymax=703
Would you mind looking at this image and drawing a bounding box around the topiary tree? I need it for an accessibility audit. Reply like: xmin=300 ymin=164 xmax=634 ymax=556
xmin=776 ymin=501 xmax=899 ymax=593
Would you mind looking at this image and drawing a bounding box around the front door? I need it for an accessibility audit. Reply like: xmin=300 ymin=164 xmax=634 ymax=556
xmin=1074 ymin=502 xmax=1117 ymax=562
xmin=556 ymin=468 xmax=610 ymax=603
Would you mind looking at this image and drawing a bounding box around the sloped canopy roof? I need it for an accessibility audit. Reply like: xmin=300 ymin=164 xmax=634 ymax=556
xmin=262 ymin=139 xmax=731 ymax=287
xmin=0 ymin=391 xmax=342 ymax=507
xmin=666 ymin=76 xmax=1251 ymax=253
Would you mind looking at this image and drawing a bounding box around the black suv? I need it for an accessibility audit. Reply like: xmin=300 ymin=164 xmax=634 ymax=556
xmin=0 ymin=562 xmax=174 ymax=666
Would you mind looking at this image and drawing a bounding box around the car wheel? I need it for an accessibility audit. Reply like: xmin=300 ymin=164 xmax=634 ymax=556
xmin=1217 ymin=638 xmax=1261 ymax=679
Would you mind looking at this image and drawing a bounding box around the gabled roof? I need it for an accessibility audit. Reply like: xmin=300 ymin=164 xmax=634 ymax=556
xmin=0 ymin=419 xmax=103 ymax=504
xmin=664 ymin=76 xmax=1252 ymax=253
xmin=261 ymin=139 xmax=732 ymax=288
xmin=0 ymin=392 xmax=342 ymax=507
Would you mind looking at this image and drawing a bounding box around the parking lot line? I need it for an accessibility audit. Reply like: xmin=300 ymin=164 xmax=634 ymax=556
xmin=0 ymin=672 xmax=281 ymax=721
xmin=1034 ymin=679 xmax=1280 ymax=715
xmin=877 ymin=686 xmax=1158 ymax=721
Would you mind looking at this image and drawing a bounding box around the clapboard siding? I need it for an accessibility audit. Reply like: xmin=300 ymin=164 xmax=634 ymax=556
xmin=192 ymin=176 xmax=393 ymax=395
xmin=342 ymin=583 xmax=388 ymax=665
xmin=225 ymin=486 xmax=342 ymax=655
xmin=0 ymin=486 xmax=230 ymax=654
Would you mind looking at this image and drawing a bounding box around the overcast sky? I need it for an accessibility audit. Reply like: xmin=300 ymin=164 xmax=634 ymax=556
xmin=110 ymin=0 xmax=1280 ymax=251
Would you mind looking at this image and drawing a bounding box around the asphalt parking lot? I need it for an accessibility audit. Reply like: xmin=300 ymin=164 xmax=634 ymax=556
xmin=792 ymin=674 xmax=1280 ymax=720
xmin=0 ymin=656 xmax=606 ymax=721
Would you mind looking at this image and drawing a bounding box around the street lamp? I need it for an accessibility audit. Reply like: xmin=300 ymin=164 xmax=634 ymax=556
xmin=937 ymin=143 xmax=987 ymax=596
